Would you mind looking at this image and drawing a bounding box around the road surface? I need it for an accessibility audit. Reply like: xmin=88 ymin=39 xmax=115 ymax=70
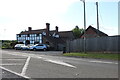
xmin=0 ymin=49 xmax=119 ymax=79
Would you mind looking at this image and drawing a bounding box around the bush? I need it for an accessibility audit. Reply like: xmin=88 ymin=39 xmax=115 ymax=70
xmin=2 ymin=42 xmax=12 ymax=49
xmin=1 ymin=40 xmax=17 ymax=49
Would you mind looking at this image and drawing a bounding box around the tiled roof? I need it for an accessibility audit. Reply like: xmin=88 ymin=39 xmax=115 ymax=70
xmin=43 ymin=31 xmax=75 ymax=43
xmin=88 ymin=26 xmax=108 ymax=36
xmin=80 ymin=26 xmax=108 ymax=38
xmin=18 ymin=28 xmax=75 ymax=39
xmin=18 ymin=28 xmax=75 ymax=42
xmin=49 ymin=30 xmax=56 ymax=35
xmin=18 ymin=29 xmax=57 ymax=35
xmin=19 ymin=29 xmax=46 ymax=35
xmin=43 ymin=36 xmax=65 ymax=44
xmin=58 ymin=31 xmax=75 ymax=39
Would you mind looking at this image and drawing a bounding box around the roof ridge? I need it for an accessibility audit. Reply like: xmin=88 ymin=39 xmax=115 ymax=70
xmin=58 ymin=31 xmax=72 ymax=33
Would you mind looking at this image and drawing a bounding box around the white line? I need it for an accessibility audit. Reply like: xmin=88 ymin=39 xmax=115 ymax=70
xmin=37 ymin=56 xmax=43 ymax=59
xmin=0 ymin=66 xmax=30 ymax=79
xmin=21 ymin=56 xmax=31 ymax=76
xmin=89 ymin=60 xmax=118 ymax=64
xmin=45 ymin=59 xmax=77 ymax=68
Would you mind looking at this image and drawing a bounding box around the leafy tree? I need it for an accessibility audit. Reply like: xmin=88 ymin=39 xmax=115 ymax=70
xmin=72 ymin=26 xmax=84 ymax=38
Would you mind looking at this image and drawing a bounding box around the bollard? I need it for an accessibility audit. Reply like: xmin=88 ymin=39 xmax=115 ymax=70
xmin=63 ymin=47 xmax=66 ymax=54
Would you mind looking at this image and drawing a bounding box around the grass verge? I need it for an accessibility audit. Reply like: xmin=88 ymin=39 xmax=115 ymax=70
xmin=63 ymin=52 xmax=119 ymax=60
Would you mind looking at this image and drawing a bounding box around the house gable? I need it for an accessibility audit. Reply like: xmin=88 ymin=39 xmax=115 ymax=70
xmin=80 ymin=26 xmax=108 ymax=38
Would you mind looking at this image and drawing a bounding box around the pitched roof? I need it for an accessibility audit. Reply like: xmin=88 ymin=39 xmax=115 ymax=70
xmin=17 ymin=27 xmax=75 ymax=42
xmin=58 ymin=31 xmax=75 ymax=39
xmin=80 ymin=26 xmax=108 ymax=38
xmin=43 ymin=31 xmax=75 ymax=44
xmin=19 ymin=29 xmax=46 ymax=35
xmin=49 ymin=30 xmax=56 ymax=35
xmin=43 ymin=36 xmax=65 ymax=44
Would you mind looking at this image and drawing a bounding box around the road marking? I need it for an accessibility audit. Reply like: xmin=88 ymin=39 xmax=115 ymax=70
xmin=89 ymin=60 xmax=118 ymax=64
xmin=45 ymin=59 xmax=77 ymax=68
xmin=0 ymin=66 xmax=30 ymax=79
xmin=21 ymin=56 xmax=31 ymax=76
xmin=37 ymin=56 xmax=43 ymax=59
xmin=3 ymin=50 xmax=118 ymax=65
xmin=0 ymin=63 xmax=23 ymax=66
xmin=2 ymin=51 xmax=76 ymax=68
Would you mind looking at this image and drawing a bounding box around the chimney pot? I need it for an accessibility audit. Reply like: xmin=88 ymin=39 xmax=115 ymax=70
xmin=55 ymin=26 xmax=58 ymax=34
xmin=46 ymin=23 xmax=50 ymax=37
xmin=28 ymin=27 xmax=32 ymax=31
xmin=46 ymin=23 xmax=50 ymax=26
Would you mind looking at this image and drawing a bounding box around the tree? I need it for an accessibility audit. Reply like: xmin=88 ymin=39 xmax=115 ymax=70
xmin=72 ymin=26 xmax=84 ymax=38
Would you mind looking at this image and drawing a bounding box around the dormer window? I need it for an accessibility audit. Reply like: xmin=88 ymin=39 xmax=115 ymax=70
xmin=52 ymin=33 xmax=59 ymax=38
xmin=52 ymin=33 xmax=55 ymax=37
xmin=42 ymin=32 xmax=46 ymax=35
xmin=55 ymin=35 xmax=59 ymax=38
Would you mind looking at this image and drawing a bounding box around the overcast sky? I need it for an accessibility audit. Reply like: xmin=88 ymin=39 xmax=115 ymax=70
xmin=0 ymin=0 xmax=119 ymax=40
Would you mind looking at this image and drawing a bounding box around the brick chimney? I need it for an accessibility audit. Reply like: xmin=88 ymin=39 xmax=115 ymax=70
xmin=46 ymin=23 xmax=50 ymax=37
xmin=28 ymin=27 xmax=32 ymax=31
xmin=55 ymin=26 xmax=58 ymax=34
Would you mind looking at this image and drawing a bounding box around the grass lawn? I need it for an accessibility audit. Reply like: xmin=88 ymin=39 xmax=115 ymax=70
xmin=63 ymin=52 xmax=119 ymax=60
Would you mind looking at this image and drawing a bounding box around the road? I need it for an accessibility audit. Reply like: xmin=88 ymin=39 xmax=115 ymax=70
xmin=0 ymin=49 xmax=119 ymax=79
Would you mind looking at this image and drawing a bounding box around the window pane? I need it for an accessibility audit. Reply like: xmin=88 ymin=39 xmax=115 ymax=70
xmin=39 ymin=40 xmax=42 ymax=44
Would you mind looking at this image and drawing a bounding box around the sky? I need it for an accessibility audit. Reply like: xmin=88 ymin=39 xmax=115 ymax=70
xmin=0 ymin=0 xmax=119 ymax=40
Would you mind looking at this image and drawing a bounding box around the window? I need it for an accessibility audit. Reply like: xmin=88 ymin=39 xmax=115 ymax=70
xmin=37 ymin=44 xmax=43 ymax=46
xmin=36 ymin=37 xmax=39 ymax=40
xmin=34 ymin=34 xmax=36 ymax=36
xmin=19 ymin=34 xmax=21 ymax=37
xmin=39 ymin=34 xmax=42 ymax=40
xmin=39 ymin=40 xmax=42 ymax=44
xmin=37 ymin=34 xmax=39 ymax=37
xmin=27 ymin=34 xmax=30 ymax=37
xmin=28 ymin=37 xmax=29 ymax=40
xmin=30 ymin=41 xmax=34 ymax=44
xmin=34 ymin=41 xmax=39 ymax=44
xmin=42 ymin=32 xmax=46 ymax=35
xmin=32 ymin=37 xmax=34 ymax=40
xmin=55 ymin=35 xmax=59 ymax=38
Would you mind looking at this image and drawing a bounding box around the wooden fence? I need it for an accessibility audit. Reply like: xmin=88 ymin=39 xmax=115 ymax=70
xmin=66 ymin=36 xmax=120 ymax=53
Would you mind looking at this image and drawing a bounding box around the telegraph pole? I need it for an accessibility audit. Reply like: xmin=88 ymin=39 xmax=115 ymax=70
xmin=80 ymin=0 xmax=86 ymax=53
xmin=96 ymin=2 xmax=99 ymax=30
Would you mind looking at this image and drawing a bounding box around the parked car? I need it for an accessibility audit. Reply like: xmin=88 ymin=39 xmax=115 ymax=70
xmin=14 ymin=44 xmax=24 ymax=50
xmin=29 ymin=44 xmax=48 ymax=51
xmin=21 ymin=45 xmax=29 ymax=50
